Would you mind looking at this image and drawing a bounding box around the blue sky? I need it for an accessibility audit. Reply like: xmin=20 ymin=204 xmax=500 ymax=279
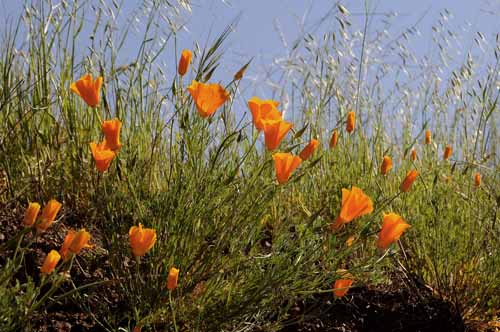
xmin=181 ymin=0 xmax=500 ymax=63
xmin=1 ymin=0 xmax=499 ymax=103
xmin=2 ymin=0 xmax=499 ymax=62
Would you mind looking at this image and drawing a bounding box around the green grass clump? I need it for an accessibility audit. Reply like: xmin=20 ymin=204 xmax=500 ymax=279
xmin=0 ymin=1 xmax=499 ymax=331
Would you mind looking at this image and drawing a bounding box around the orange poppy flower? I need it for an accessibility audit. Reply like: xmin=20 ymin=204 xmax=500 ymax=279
xmin=474 ymin=173 xmax=481 ymax=187
xmin=329 ymin=130 xmax=339 ymax=149
xmin=299 ymin=139 xmax=319 ymax=160
xmin=60 ymin=230 xmax=76 ymax=260
xmin=187 ymin=80 xmax=229 ymax=118
xmin=443 ymin=145 xmax=452 ymax=160
xmin=129 ymin=223 xmax=157 ymax=257
xmin=101 ymin=118 xmax=122 ymax=151
xmin=380 ymin=156 xmax=392 ymax=175
xmin=69 ymin=229 xmax=91 ymax=255
xmin=247 ymin=97 xmax=282 ymax=131
xmin=425 ymin=129 xmax=431 ymax=145
xmin=333 ymin=278 xmax=353 ymax=297
xmin=70 ymin=74 xmax=103 ymax=108
xmin=411 ymin=149 xmax=417 ymax=161
xmin=272 ymin=152 xmax=302 ymax=184
xmin=400 ymin=170 xmax=418 ymax=193
xmin=346 ymin=111 xmax=355 ymax=133
xmin=40 ymin=250 xmax=61 ymax=274
xmin=377 ymin=213 xmax=411 ymax=249
xmin=331 ymin=186 xmax=373 ymax=230
xmin=90 ymin=141 xmax=116 ymax=173
xmin=23 ymin=202 xmax=40 ymax=227
xmin=263 ymin=120 xmax=293 ymax=151
xmin=167 ymin=267 xmax=180 ymax=290
xmin=346 ymin=236 xmax=355 ymax=247
xmin=178 ymin=49 xmax=192 ymax=76
xmin=36 ymin=199 xmax=62 ymax=232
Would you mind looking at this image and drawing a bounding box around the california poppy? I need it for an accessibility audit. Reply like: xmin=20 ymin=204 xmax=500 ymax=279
xmin=299 ymin=139 xmax=319 ymax=160
xmin=400 ymin=170 xmax=418 ymax=193
xmin=69 ymin=229 xmax=91 ymax=255
xmin=262 ymin=120 xmax=293 ymax=151
xmin=329 ymin=130 xmax=338 ymax=149
xmin=474 ymin=173 xmax=481 ymax=187
xmin=331 ymin=186 xmax=373 ymax=230
xmin=377 ymin=213 xmax=411 ymax=249
xmin=187 ymin=80 xmax=229 ymax=118
xmin=37 ymin=199 xmax=62 ymax=232
xmin=425 ymin=129 xmax=431 ymax=145
xmin=272 ymin=152 xmax=302 ymax=184
xmin=90 ymin=141 xmax=116 ymax=173
xmin=40 ymin=250 xmax=61 ymax=274
xmin=346 ymin=111 xmax=355 ymax=133
xmin=129 ymin=224 xmax=157 ymax=257
xmin=411 ymin=149 xmax=417 ymax=161
xmin=247 ymin=97 xmax=282 ymax=131
xmin=346 ymin=236 xmax=355 ymax=247
xmin=443 ymin=145 xmax=452 ymax=160
xmin=380 ymin=156 xmax=392 ymax=175
xmin=23 ymin=202 xmax=40 ymax=227
xmin=60 ymin=230 xmax=76 ymax=260
xmin=178 ymin=49 xmax=192 ymax=76
xmin=70 ymin=74 xmax=103 ymax=108
xmin=101 ymin=119 xmax=122 ymax=151
xmin=333 ymin=278 xmax=353 ymax=297
xmin=167 ymin=267 xmax=180 ymax=290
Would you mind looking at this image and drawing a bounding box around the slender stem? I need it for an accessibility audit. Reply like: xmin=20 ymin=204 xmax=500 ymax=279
xmin=169 ymin=291 xmax=179 ymax=332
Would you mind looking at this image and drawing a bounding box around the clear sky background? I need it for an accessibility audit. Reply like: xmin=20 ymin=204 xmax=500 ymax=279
xmin=181 ymin=0 xmax=500 ymax=66
xmin=2 ymin=0 xmax=500 ymax=63
xmin=1 ymin=0 xmax=500 ymax=106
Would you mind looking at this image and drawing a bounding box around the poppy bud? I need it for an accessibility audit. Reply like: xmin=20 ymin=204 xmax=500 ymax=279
xmin=40 ymin=250 xmax=61 ymax=274
xmin=167 ymin=267 xmax=180 ymax=290
xmin=346 ymin=111 xmax=355 ymax=133
xmin=400 ymin=170 xmax=418 ymax=193
xmin=474 ymin=173 xmax=481 ymax=187
xmin=36 ymin=199 xmax=62 ymax=232
xmin=411 ymin=149 xmax=417 ymax=161
xmin=380 ymin=156 xmax=392 ymax=175
xmin=443 ymin=145 xmax=452 ymax=160
xmin=299 ymin=139 xmax=319 ymax=160
xmin=425 ymin=129 xmax=431 ymax=145
xmin=329 ymin=130 xmax=339 ymax=149
xmin=178 ymin=49 xmax=192 ymax=76
xmin=23 ymin=202 xmax=40 ymax=227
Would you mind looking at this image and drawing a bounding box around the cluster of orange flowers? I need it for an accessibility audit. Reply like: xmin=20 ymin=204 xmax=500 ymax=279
xmin=22 ymin=199 xmax=91 ymax=273
xmin=23 ymin=200 xmax=178 ymax=289
xmin=56 ymin=48 xmax=481 ymax=301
